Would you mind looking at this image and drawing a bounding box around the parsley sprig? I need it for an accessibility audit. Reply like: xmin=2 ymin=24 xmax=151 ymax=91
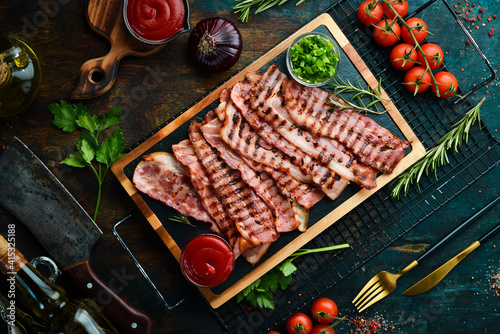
xmin=50 ymin=101 xmax=126 ymax=221
xmin=237 ymin=243 xmax=350 ymax=309
xmin=390 ymin=97 xmax=485 ymax=198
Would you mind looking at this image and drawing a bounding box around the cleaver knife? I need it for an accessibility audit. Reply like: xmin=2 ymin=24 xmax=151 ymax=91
xmin=0 ymin=137 xmax=152 ymax=334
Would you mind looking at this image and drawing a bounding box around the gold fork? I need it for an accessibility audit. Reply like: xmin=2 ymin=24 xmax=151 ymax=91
xmin=352 ymin=195 xmax=500 ymax=312
xmin=352 ymin=260 xmax=418 ymax=312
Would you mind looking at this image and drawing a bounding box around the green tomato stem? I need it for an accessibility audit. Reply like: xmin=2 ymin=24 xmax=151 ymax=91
xmin=381 ymin=0 xmax=445 ymax=96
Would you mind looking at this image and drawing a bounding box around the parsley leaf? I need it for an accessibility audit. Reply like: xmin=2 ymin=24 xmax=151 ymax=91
xmin=51 ymin=101 xmax=126 ymax=221
xmin=236 ymin=243 xmax=350 ymax=310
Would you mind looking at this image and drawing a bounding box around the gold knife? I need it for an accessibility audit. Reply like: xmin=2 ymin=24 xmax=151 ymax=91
xmin=403 ymin=212 xmax=500 ymax=296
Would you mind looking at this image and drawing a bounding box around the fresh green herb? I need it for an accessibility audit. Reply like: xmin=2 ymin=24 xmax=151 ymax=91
xmin=169 ymin=214 xmax=196 ymax=227
xmin=390 ymin=97 xmax=485 ymax=198
xmin=289 ymin=34 xmax=340 ymax=85
xmin=326 ymin=76 xmax=387 ymax=114
xmin=233 ymin=0 xmax=309 ymax=23
xmin=50 ymin=101 xmax=126 ymax=221
xmin=237 ymin=243 xmax=350 ymax=309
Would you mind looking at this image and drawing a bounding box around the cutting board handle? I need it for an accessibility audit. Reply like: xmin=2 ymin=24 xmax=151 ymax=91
xmin=67 ymin=260 xmax=153 ymax=334
xmin=71 ymin=49 xmax=121 ymax=99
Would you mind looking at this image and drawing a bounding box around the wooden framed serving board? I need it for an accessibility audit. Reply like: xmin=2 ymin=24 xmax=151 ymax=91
xmin=111 ymin=13 xmax=426 ymax=309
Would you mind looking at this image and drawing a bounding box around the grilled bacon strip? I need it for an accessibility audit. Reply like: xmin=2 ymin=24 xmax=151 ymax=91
xmin=215 ymin=92 xmax=313 ymax=185
xmin=172 ymin=140 xmax=248 ymax=257
xmin=132 ymin=152 xmax=215 ymax=225
xmin=233 ymin=65 xmax=377 ymax=189
xmin=200 ymin=111 xmax=300 ymax=233
xmin=231 ymin=74 xmax=350 ymax=199
xmin=188 ymin=120 xmax=279 ymax=246
xmin=242 ymin=157 xmax=324 ymax=210
xmin=282 ymin=77 xmax=409 ymax=174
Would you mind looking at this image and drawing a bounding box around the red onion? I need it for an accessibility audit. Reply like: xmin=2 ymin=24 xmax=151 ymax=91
xmin=188 ymin=17 xmax=243 ymax=72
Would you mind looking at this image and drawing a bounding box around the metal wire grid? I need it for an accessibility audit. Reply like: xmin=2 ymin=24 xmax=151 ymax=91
xmin=212 ymin=0 xmax=499 ymax=332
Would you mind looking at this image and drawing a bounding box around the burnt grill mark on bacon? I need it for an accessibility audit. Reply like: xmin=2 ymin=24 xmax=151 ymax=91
xmin=189 ymin=120 xmax=278 ymax=246
xmin=283 ymin=79 xmax=409 ymax=174
xmin=172 ymin=141 xmax=244 ymax=251
xmin=231 ymin=65 xmax=376 ymax=189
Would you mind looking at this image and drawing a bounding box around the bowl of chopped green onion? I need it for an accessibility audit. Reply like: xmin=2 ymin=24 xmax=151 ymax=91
xmin=286 ymin=32 xmax=340 ymax=87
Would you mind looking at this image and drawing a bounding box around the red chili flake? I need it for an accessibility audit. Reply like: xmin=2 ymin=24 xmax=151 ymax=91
xmin=489 ymin=31 xmax=494 ymax=36
xmin=479 ymin=7 xmax=484 ymax=13
xmin=466 ymin=39 xmax=471 ymax=45
xmin=494 ymin=14 xmax=497 ymax=19
xmin=1 ymin=144 xmax=5 ymax=150
xmin=472 ymin=3 xmax=476 ymax=7
xmin=478 ymin=15 xmax=482 ymax=20
xmin=485 ymin=90 xmax=489 ymax=94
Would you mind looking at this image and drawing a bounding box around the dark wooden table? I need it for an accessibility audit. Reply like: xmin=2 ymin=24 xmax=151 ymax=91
xmin=1 ymin=0 xmax=499 ymax=333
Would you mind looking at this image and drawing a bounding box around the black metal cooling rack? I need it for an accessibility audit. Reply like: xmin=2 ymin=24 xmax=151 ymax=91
xmin=210 ymin=0 xmax=499 ymax=332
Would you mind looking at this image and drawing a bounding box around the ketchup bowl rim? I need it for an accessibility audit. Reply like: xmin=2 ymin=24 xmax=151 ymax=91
xmin=122 ymin=0 xmax=191 ymax=45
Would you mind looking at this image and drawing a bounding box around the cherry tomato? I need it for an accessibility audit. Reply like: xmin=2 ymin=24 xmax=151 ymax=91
xmin=311 ymin=324 xmax=335 ymax=334
xmin=431 ymin=71 xmax=458 ymax=98
xmin=390 ymin=43 xmax=417 ymax=70
xmin=373 ymin=19 xmax=401 ymax=47
xmin=357 ymin=0 xmax=384 ymax=26
xmin=268 ymin=331 xmax=281 ymax=334
xmin=310 ymin=298 xmax=338 ymax=323
xmin=401 ymin=18 xmax=428 ymax=45
xmin=416 ymin=43 xmax=444 ymax=70
xmin=404 ymin=66 xmax=431 ymax=94
xmin=382 ymin=0 xmax=409 ymax=19
xmin=286 ymin=312 xmax=313 ymax=334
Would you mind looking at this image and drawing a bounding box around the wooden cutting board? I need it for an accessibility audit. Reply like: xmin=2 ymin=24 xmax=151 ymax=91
xmin=111 ymin=13 xmax=426 ymax=309
xmin=72 ymin=0 xmax=165 ymax=99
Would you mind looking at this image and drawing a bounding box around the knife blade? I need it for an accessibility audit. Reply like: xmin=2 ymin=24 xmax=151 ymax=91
xmin=403 ymin=196 xmax=500 ymax=296
xmin=0 ymin=137 xmax=152 ymax=334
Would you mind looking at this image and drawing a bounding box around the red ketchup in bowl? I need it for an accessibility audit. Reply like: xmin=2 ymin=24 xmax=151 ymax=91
xmin=181 ymin=234 xmax=234 ymax=288
xmin=124 ymin=0 xmax=189 ymax=44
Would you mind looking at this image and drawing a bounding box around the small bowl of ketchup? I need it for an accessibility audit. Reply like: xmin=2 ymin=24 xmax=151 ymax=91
xmin=180 ymin=234 xmax=234 ymax=288
xmin=123 ymin=0 xmax=190 ymax=45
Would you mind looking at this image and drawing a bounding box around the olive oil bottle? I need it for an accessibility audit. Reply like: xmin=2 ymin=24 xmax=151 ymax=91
xmin=0 ymin=37 xmax=42 ymax=117
xmin=0 ymin=235 xmax=119 ymax=334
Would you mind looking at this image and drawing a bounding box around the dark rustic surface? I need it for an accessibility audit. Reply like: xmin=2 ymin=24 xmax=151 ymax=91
xmin=0 ymin=0 xmax=499 ymax=333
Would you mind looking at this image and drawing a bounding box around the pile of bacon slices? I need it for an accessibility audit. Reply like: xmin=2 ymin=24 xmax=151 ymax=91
xmin=133 ymin=65 xmax=409 ymax=264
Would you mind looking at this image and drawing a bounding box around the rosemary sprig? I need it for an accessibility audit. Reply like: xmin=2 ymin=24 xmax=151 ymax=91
xmin=390 ymin=97 xmax=485 ymax=198
xmin=168 ymin=214 xmax=196 ymax=227
xmin=233 ymin=0 xmax=308 ymax=22
xmin=326 ymin=76 xmax=387 ymax=114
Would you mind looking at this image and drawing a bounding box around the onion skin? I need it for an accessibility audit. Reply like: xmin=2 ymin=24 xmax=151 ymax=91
xmin=188 ymin=17 xmax=243 ymax=72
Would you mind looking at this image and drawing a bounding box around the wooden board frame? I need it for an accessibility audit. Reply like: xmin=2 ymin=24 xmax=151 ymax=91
xmin=111 ymin=13 xmax=426 ymax=308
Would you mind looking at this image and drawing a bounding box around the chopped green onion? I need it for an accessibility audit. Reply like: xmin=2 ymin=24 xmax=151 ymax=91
xmin=289 ymin=34 xmax=339 ymax=84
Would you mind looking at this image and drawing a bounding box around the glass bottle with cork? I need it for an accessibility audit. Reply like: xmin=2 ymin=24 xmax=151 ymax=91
xmin=0 ymin=234 xmax=119 ymax=334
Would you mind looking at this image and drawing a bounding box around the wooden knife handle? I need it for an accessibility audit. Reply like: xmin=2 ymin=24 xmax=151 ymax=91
xmin=67 ymin=260 xmax=153 ymax=334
